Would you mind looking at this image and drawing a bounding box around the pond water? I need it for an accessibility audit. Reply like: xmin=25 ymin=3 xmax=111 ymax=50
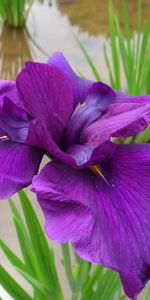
xmin=0 ymin=1 xmax=149 ymax=299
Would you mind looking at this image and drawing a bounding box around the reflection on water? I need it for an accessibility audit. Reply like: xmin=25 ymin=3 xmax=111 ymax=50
xmin=0 ymin=0 xmax=149 ymax=82
xmin=0 ymin=25 xmax=32 ymax=80
xmin=58 ymin=0 xmax=150 ymax=36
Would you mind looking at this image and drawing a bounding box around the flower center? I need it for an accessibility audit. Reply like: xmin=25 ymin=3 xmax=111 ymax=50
xmin=62 ymin=102 xmax=102 ymax=149
xmin=89 ymin=165 xmax=109 ymax=184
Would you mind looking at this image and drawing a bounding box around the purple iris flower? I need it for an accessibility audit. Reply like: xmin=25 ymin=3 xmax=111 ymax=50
xmin=1 ymin=53 xmax=150 ymax=299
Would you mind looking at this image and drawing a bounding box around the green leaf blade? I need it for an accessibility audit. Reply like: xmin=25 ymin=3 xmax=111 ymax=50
xmin=0 ymin=265 xmax=33 ymax=300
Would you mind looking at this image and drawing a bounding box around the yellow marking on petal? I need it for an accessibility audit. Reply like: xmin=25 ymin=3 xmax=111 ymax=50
xmin=89 ymin=165 xmax=109 ymax=185
xmin=76 ymin=102 xmax=86 ymax=109
xmin=0 ymin=135 xmax=8 ymax=139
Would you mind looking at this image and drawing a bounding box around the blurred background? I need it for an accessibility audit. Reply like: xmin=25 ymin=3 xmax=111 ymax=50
xmin=0 ymin=1 xmax=150 ymax=299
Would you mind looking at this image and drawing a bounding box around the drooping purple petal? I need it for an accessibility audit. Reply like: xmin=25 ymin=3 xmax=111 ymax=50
xmin=17 ymin=62 xmax=73 ymax=143
xmin=81 ymin=102 xmax=150 ymax=147
xmin=25 ymin=119 xmax=76 ymax=165
xmin=63 ymin=82 xmax=115 ymax=148
xmin=26 ymin=119 xmax=114 ymax=168
xmin=48 ymin=52 xmax=93 ymax=107
xmin=0 ymin=97 xmax=31 ymax=143
xmin=31 ymin=161 xmax=94 ymax=243
xmin=0 ymin=140 xmax=44 ymax=199
xmin=32 ymin=143 xmax=150 ymax=299
xmin=26 ymin=119 xmax=92 ymax=167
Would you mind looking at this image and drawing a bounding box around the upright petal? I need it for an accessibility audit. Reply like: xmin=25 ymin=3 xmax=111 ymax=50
xmin=63 ymin=82 xmax=115 ymax=148
xmin=86 ymin=82 xmax=115 ymax=107
xmin=48 ymin=52 xmax=93 ymax=107
xmin=81 ymin=102 xmax=150 ymax=147
xmin=32 ymin=144 xmax=150 ymax=299
xmin=0 ymin=140 xmax=43 ymax=199
xmin=17 ymin=62 xmax=73 ymax=143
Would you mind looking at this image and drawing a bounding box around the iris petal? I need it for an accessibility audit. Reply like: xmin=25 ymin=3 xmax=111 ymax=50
xmin=0 ymin=140 xmax=43 ymax=199
xmin=32 ymin=144 xmax=150 ymax=299
xmin=116 ymin=90 xmax=150 ymax=104
xmin=32 ymin=161 xmax=94 ymax=243
xmin=0 ymin=80 xmax=18 ymax=106
xmin=26 ymin=119 xmax=115 ymax=168
xmin=48 ymin=52 xmax=92 ymax=107
xmin=63 ymin=82 xmax=115 ymax=148
xmin=63 ymin=104 xmax=102 ymax=148
xmin=17 ymin=62 xmax=73 ymax=143
xmin=81 ymin=102 xmax=150 ymax=147
xmin=0 ymin=97 xmax=30 ymax=143
xmin=48 ymin=53 xmax=150 ymax=109
xmin=86 ymin=82 xmax=115 ymax=107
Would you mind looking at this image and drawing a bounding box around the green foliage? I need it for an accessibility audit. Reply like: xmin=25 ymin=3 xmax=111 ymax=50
xmin=0 ymin=191 xmax=64 ymax=300
xmin=60 ymin=237 xmax=122 ymax=300
xmin=77 ymin=0 xmax=150 ymax=144
xmin=75 ymin=36 xmax=101 ymax=81
xmin=0 ymin=265 xmax=33 ymax=300
xmin=77 ymin=0 xmax=150 ymax=96
xmin=2 ymin=192 xmax=150 ymax=299
xmin=0 ymin=0 xmax=34 ymax=27
xmin=106 ymin=0 xmax=150 ymax=95
xmin=0 ymin=191 xmax=122 ymax=300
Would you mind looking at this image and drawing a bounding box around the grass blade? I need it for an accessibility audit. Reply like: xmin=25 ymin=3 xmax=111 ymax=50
xmin=0 ymin=239 xmax=27 ymax=272
xmin=81 ymin=266 xmax=103 ymax=300
xmin=109 ymin=0 xmax=121 ymax=90
xmin=75 ymin=36 xmax=101 ymax=81
xmin=9 ymin=199 xmax=37 ymax=275
xmin=0 ymin=265 xmax=33 ymax=300
xmin=136 ymin=19 xmax=150 ymax=92
xmin=18 ymin=190 xmax=64 ymax=300
xmin=61 ymin=243 xmax=74 ymax=289
xmin=73 ymin=260 xmax=90 ymax=293
xmin=91 ymin=269 xmax=120 ymax=300
xmin=16 ymin=267 xmax=50 ymax=298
